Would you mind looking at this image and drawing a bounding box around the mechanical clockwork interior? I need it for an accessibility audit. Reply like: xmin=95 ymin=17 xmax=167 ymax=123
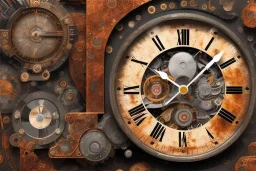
xmin=142 ymin=46 xmax=225 ymax=130
xmin=0 ymin=0 xmax=256 ymax=171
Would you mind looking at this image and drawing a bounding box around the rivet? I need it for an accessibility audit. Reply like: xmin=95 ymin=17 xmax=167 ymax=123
xmin=160 ymin=3 xmax=167 ymax=10
xmin=3 ymin=116 xmax=10 ymax=124
xmin=2 ymin=45 xmax=9 ymax=51
xmin=106 ymin=46 xmax=113 ymax=54
xmin=49 ymin=150 xmax=56 ymax=156
xmin=42 ymin=70 xmax=50 ymax=80
xmin=148 ymin=6 xmax=156 ymax=14
xmin=116 ymin=24 xmax=123 ymax=31
xmin=92 ymin=38 xmax=103 ymax=48
xmin=136 ymin=15 xmax=142 ymax=21
xmin=55 ymin=128 xmax=61 ymax=135
xmin=181 ymin=1 xmax=188 ymax=7
xmin=107 ymin=0 xmax=117 ymax=8
xmin=128 ymin=21 xmax=135 ymax=28
xmin=66 ymin=43 xmax=72 ymax=50
xmin=90 ymin=82 xmax=98 ymax=90
xmin=19 ymin=129 xmax=25 ymax=135
xmin=32 ymin=64 xmax=42 ymax=73
xmin=248 ymin=35 xmax=254 ymax=42
xmin=20 ymin=72 xmax=29 ymax=82
xmin=190 ymin=0 xmax=196 ymax=6
xmin=247 ymin=11 xmax=254 ymax=19
xmin=14 ymin=111 xmax=21 ymax=119
xmin=202 ymin=4 xmax=208 ymax=10
xmin=60 ymin=81 xmax=67 ymax=88
xmin=169 ymin=2 xmax=176 ymax=9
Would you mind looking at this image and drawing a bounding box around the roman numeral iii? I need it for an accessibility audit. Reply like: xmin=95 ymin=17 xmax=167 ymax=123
xmin=177 ymin=29 xmax=190 ymax=45
xmin=226 ymin=86 xmax=243 ymax=94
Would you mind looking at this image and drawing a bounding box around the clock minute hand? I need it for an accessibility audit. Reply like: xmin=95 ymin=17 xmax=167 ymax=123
xmin=153 ymin=69 xmax=180 ymax=88
xmin=187 ymin=51 xmax=224 ymax=87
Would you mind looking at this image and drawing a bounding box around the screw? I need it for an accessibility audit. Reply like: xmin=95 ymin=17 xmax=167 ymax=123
xmin=60 ymin=81 xmax=67 ymax=88
xmin=160 ymin=3 xmax=167 ymax=10
xmin=42 ymin=70 xmax=50 ymax=80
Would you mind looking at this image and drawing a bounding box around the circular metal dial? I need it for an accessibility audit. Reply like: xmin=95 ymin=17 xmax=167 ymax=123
xmin=11 ymin=8 xmax=63 ymax=62
xmin=110 ymin=15 xmax=253 ymax=162
xmin=12 ymin=91 xmax=66 ymax=145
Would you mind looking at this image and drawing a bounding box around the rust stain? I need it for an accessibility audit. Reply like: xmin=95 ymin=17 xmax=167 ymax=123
xmin=19 ymin=140 xmax=56 ymax=171
xmin=242 ymin=0 xmax=256 ymax=28
xmin=86 ymin=0 xmax=151 ymax=113
xmin=248 ymin=142 xmax=256 ymax=155
xmin=69 ymin=13 xmax=86 ymax=100
xmin=235 ymin=156 xmax=256 ymax=171
xmin=49 ymin=113 xmax=97 ymax=158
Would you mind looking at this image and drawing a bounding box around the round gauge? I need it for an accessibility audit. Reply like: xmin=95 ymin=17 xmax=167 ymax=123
xmin=11 ymin=8 xmax=63 ymax=62
xmin=2 ymin=2 xmax=75 ymax=72
xmin=12 ymin=91 xmax=66 ymax=145
xmin=108 ymin=12 xmax=255 ymax=162
xmin=0 ymin=64 xmax=21 ymax=113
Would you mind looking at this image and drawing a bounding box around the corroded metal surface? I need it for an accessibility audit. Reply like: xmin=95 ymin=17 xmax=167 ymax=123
xmin=242 ymin=0 xmax=256 ymax=28
xmin=86 ymin=0 xmax=151 ymax=113
xmin=19 ymin=140 xmax=56 ymax=171
xmin=69 ymin=13 xmax=86 ymax=100
xmin=235 ymin=156 xmax=256 ymax=171
xmin=49 ymin=113 xmax=97 ymax=158
xmin=248 ymin=142 xmax=256 ymax=155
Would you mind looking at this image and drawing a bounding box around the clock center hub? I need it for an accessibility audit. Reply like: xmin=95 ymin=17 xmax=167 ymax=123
xmin=179 ymin=85 xmax=189 ymax=95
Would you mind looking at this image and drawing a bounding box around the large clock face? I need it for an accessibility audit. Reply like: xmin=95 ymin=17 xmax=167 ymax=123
xmin=110 ymin=14 xmax=254 ymax=162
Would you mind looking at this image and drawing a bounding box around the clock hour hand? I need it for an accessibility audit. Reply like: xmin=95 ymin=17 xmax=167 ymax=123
xmin=153 ymin=69 xmax=180 ymax=88
xmin=187 ymin=51 xmax=224 ymax=87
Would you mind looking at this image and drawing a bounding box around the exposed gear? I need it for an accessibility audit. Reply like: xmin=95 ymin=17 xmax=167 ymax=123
xmin=79 ymin=129 xmax=112 ymax=163
xmin=143 ymin=75 xmax=170 ymax=103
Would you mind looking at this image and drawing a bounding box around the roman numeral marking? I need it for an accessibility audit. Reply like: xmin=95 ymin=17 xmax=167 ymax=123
xmin=131 ymin=59 xmax=148 ymax=66
xmin=205 ymin=37 xmax=215 ymax=51
xmin=218 ymin=108 xmax=236 ymax=123
xmin=128 ymin=104 xmax=147 ymax=126
xmin=123 ymin=86 xmax=140 ymax=94
xmin=152 ymin=35 xmax=165 ymax=51
xmin=179 ymin=132 xmax=187 ymax=147
xmin=226 ymin=86 xmax=243 ymax=94
xmin=177 ymin=29 xmax=190 ymax=45
xmin=220 ymin=57 xmax=236 ymax=69
xmin=206 ymin=128 xmax=214 ymax=139
xmin=150 ymin=122 xmax=166 ymax=142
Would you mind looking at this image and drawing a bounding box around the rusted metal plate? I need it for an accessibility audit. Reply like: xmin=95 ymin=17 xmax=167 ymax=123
xmin=49 ymin=113 xmax=97 ymax=158
xmin=86 ymin=0 xmax=150 ymax=113
xmin=235 ymin=156 xmax=256 ymax=171
xmin=19 ymin=140 xmax=56 ymax=171
xmin=242 ymin=0 xmax=256 ymax=28
xmin=69 ymin=13 xmax=86 ymax=100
